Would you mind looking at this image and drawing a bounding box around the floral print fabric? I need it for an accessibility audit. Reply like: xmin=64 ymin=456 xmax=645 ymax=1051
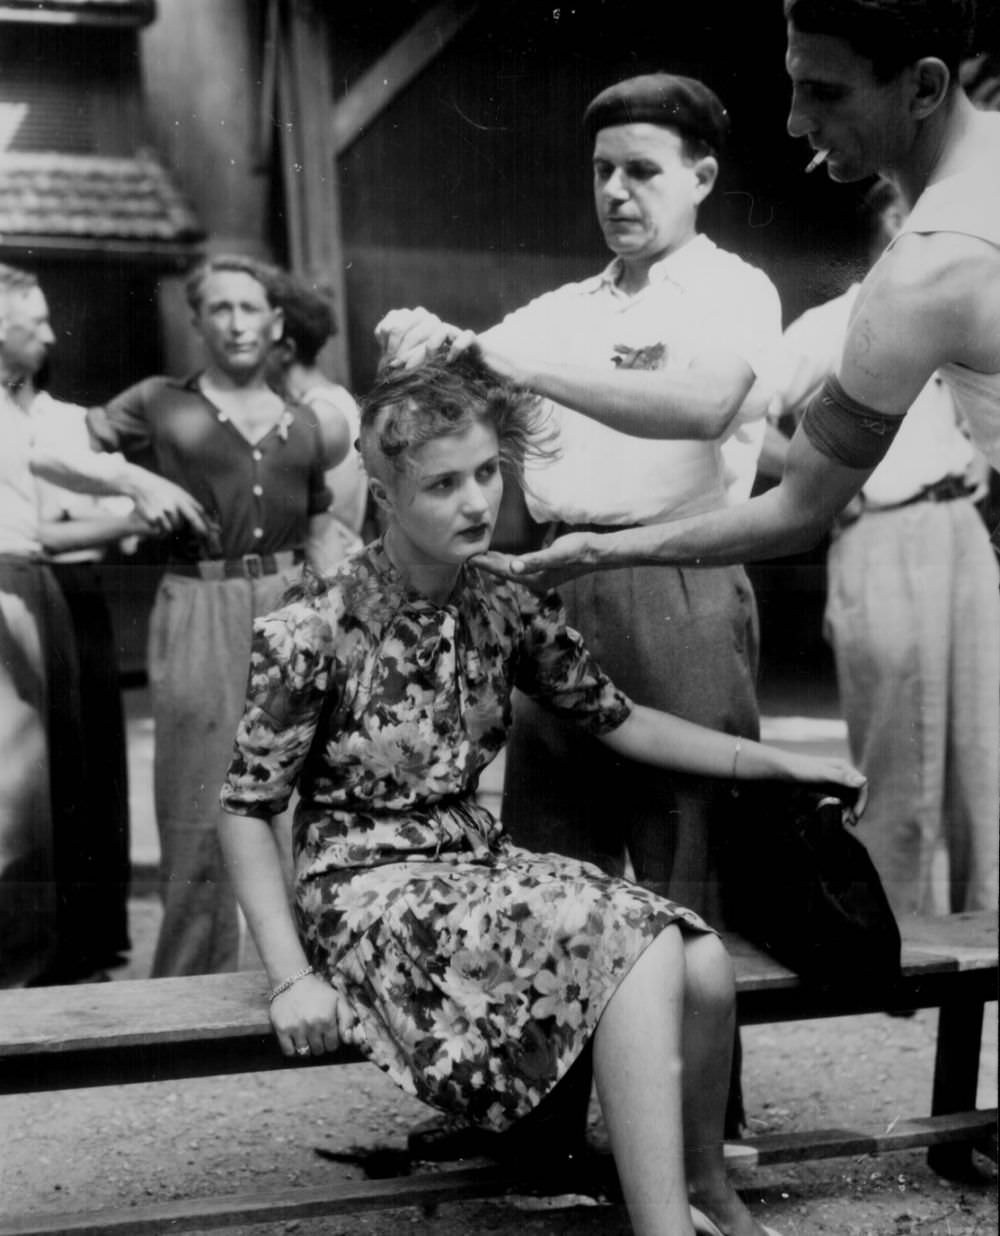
xmin=221 ymin=539 xmax=709 ymax=1129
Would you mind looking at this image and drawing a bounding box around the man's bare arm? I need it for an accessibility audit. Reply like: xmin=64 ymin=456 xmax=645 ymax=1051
xmin=480 ymin=238 xmax=977 ymax=582
xmin=834 ymin=236 xmax=959 ymax=415
xmin=30 ymin=447 xmax=207 ymax=535
xmin=376 ymin=306 xmax=757 ymax=440
xmin=476 ymin=426 xmax=872 ymax=588
xmin=473 ymin=333 xmax=755 ymax=440
xmin=39 ymin=510 xmax=154 ymax=554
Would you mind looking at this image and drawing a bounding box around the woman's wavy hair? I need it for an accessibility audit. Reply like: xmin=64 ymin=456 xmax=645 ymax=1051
xmin=359 ymin=348 xmax=558 ymax=488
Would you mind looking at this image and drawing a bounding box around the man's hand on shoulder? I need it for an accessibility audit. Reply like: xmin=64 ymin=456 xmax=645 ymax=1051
xmin=472 ymin=531 xmax=604 ymax=591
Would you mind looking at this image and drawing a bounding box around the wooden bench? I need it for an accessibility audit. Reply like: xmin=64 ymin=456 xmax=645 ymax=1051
xmin=0 ymin=910 xmax=995 ymax=1236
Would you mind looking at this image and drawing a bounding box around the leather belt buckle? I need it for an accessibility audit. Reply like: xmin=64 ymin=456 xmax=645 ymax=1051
xmin=242 ymin=553 xmax=264 ymax=579
xmin=925 ymin=475 xmax=972 ymax=503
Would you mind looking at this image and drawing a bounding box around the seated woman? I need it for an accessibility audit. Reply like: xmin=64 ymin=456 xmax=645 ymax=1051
xmin=218 ymin=355 xmax=865 ymax=1236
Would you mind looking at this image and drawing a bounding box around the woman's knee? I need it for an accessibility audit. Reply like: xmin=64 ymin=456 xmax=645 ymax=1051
xmin=627 ymin=922 xmax=686 ymax=998
xmin=683 ymin=931 xmax=735 ymax=1011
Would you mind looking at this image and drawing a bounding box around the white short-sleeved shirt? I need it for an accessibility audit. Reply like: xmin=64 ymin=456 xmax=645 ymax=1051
xmin=483 ymin=233 xmax=782 ymax=526
xmin=30 ymin=392 xmax=133 ymax=563
xmin=1 ymin=390 xmax=136 ymax=559
xmin=0 ymin=391 xmax=42 ymax=557
xmin=721 ymin=417 xmax=768 ymax=505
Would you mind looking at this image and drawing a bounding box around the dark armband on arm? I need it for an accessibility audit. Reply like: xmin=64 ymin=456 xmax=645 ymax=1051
xmin=800 ymin=375 xmax=903 ymax=468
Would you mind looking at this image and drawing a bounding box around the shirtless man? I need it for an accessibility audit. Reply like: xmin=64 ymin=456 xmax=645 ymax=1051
xmin=478 ymin=0 xmax=1000 ymax=581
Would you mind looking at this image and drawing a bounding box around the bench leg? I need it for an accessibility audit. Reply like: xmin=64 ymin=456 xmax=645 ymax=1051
xmin=927 ymin=998 xmax=986 ymax=1179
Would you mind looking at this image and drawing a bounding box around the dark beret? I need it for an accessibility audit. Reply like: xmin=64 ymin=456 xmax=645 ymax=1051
xmin=583 ymin=73 xmax=729 ymax=154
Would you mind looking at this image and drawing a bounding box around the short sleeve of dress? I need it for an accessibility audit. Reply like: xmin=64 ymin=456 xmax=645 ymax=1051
xmin=299 ymin=404 xmax=334 ymax=518
xmin=220 ymin=590 xmax=340 ymax=817
xmin=86 ymin=378 xmax=161 ymax=457
xmin=510 ymin=584 xmax=632 ymax=736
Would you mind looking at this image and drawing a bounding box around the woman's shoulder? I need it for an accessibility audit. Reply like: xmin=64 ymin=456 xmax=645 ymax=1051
xmin=465 ymin=564 xmax=563 ymax=631
xmin=260 ymin=547 xmax=383 ymax=640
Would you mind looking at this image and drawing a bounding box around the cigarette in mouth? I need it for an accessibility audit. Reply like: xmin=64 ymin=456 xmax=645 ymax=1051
xmin=805 ymin=149 xmax=829 ymax=174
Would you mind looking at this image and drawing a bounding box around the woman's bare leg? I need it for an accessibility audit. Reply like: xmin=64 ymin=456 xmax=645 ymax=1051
xmin=594 ymin=925 xmax=773 ymax=1236
xmin=681 ymin=932 xmax=772 ymax=1236
xmin=592 ymin=924 xmax=695 ymax=1236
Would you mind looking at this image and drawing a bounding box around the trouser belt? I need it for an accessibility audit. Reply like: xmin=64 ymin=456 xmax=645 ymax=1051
xmin=167 ymin=548 xmax=305 ymax=580
xmin=869 ymin=474 xmax=976 ymax=513
xmin=546 ymin=520 xmax=641 ymax=543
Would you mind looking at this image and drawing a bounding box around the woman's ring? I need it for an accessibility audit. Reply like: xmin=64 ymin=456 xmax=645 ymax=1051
xmin=296 ymin=1045 xmax=311 ymax=1057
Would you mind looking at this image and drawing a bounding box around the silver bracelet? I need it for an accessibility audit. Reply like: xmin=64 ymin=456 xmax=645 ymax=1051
xmin=268 ymin=965 xmax=315 ymax=1004
xmin=730 ymin=735 xmax=742 ymax=798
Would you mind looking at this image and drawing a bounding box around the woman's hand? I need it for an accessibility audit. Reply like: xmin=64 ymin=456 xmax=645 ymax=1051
xmin=779 ymin=751 xmax=868 ymax=811
xmin=269 ymin=973 xmax=343 ymax=1058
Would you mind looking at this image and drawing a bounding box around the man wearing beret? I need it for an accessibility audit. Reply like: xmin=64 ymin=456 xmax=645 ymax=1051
xmin=378 ymin=71 xmax=781 ymax=1143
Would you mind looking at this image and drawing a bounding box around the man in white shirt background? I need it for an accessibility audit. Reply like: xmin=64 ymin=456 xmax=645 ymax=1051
xmin=29 ymin=370 xmax=152 ymax=982
xmin=0 ymin=262 xmax=204 ymax=987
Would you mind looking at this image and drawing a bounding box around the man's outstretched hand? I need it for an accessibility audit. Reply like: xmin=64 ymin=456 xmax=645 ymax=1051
xmin=472 ymin=531 xmax=604 ymax=591
xmin=126 ymin=467 xmax=208 ymax=537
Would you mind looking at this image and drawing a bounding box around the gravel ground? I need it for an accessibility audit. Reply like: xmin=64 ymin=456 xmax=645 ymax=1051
xmin=2 ymin=894 xmax=996 ymax=1236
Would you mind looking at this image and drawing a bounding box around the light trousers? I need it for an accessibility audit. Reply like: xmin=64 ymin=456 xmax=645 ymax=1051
xmin=147 ymin=567 xmax=300 ymax=977
xmin=825 ymin=499 xmax=1000 ymax=917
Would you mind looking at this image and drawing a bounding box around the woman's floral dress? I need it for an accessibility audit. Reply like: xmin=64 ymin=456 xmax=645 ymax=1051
xmin=221 ymin=539 xmax=709 ymax=1131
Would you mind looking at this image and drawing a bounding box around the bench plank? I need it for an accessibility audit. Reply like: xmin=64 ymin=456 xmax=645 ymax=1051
xmin=3 ymin=961 xmax=993 ymax=1096
xmin=2 ymin=913 xmax=994 ymax=1054
xmin=894 ymin=910 xmax=999 ymax=967
xmin=0 ymin=912 xmax=994 ymax=1096
xmin=0 ymin=971 xmax=276 ymax=1056
xmin=0 ymin=1162 xmax=518 ymax=1236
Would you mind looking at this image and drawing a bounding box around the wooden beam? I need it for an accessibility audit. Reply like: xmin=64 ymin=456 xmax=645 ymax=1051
xmin=255 ymin=0 xmax=280 ymax=170
xmin=332 ymin=0 xmax=480 ymax=155
xmin=276 ymin=0 xmax=350 ymax=382
xmin=0 ymin=5 xmax=155 ymax=28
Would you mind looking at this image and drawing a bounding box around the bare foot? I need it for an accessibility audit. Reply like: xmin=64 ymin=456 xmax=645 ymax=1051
xmin=689 ymin=1182 xmax=775 ymax=1236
